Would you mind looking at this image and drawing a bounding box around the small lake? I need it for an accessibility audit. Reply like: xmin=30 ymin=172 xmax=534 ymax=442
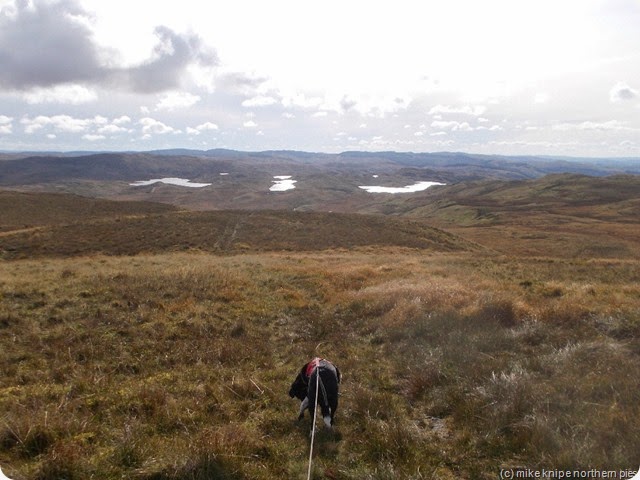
xmin=130 ymin=178 xmax=212 ymax=188
xmin=358 ymin=181 xmax=445 ymax=194
xmin=270 ymin=175 xmax=297 ymax=192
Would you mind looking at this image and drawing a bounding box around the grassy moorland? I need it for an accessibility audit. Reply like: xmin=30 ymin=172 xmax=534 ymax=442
xmin=0 ymin=191 xmax=639 ymax=479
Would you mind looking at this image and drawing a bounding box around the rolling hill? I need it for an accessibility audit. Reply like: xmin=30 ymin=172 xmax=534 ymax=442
xmin=0 ymin=191 xmax=476 ymax=260
xmin=1 ymin=166 xmax=639 ymax=478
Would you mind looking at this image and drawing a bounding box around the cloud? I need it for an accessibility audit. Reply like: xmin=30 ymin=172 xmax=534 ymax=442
xmin=216 ymin=71 xmax=269 ymax=96
xmin=82 ymin=133 xmax=105 ymax=141
xmin=430 ymin=120 xmax=459 ymax=130
xmin=340 ymin=96 xmax=357 ymax=112
xmin=243 ymin=120 xmax=257 ymax=128
xmin=241 ymin=95 xmax=278 ymax=107
xmin=428 ymin=104 xmax=487 ymax=116
xmin=609 ymin=82 xmax=637 ymax=102
xmin=552 ymin=120 xmax=636 ymax=131
xmin=139 ymin=117 xmax=176 ymax=134
xmin=0 ymin=0 xmax=104 ymax=89
xmin=113 ymin=116 xmax=131 ymax=125
xmin=156 ymin=91 xmax=201 ymax=110
xmin=281 ymin=92 xmax=324 ymax=109
xmin=187 ymin=121 xmax=219 ymax=135
xmin=195 ymin=121 xmax=219 ymax=131
xmin=97 ymin=124 xmax=129 ymax=134
xmin=20 ymin=114 xmax=108 ymax=134
xmin=119 ymin=26 xmax=218 ymax=93
xmin=0 ymin=0 xmax=218 ymax=93
xmin=21 ymin=84 xmax=98 ymax=104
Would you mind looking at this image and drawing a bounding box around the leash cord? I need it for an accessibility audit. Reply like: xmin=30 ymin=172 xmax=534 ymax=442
xmin=306 ymin=368 xmax=321 ymax=480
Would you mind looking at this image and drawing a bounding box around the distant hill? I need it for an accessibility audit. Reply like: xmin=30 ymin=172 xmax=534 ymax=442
xmin=0 ymin=192 xmax=477 ymax=259
xmin=397 ymin=173 xmax=640 ymax=224
xmin=0 ymin=149 xmax=637 ymax=212
xmin=0 ymin=190 xmax=177 ymax=232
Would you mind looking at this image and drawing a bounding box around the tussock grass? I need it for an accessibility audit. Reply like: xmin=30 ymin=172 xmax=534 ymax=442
xmin=1 ymin=250 xmax=639 ymax=479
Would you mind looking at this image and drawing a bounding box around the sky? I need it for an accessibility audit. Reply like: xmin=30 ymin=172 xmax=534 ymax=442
xmin=0 ymin=0 xmax=639 ymax=156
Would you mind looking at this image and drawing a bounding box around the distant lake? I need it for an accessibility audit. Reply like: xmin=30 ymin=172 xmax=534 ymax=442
xmin=358 ymin=181 xmax=445 ymax=194
xmin=130 ymin=178 xmax=212 ymax=188
xmin=270 ymin=175 xmax=297 ymax=192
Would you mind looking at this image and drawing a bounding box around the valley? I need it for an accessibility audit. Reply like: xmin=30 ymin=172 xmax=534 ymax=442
xmin=0 ymin=150 xmax=639 ymax=479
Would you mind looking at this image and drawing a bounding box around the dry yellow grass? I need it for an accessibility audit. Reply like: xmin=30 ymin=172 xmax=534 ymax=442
xmin=1 ymin=249 xmax=639 ymax=479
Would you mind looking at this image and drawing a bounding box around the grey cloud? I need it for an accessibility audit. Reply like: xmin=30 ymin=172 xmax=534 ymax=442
xmin=119 ymin=26 xmax=219 ymax=93
xmin=610 ymin=82 xmax=637 ymax=102
xmin=0 ymin=0 xmax=103 ymax=88
xmin=340 ymin=96 xmax=357 ymax=112
xmin=216 ymin=72 xmax=270 ymax=95
xmin=0 ymin=0 xmax=218 ymax=93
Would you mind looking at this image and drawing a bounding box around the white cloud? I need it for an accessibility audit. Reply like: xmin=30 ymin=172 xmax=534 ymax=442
xmin=428 ymin=104 xmax=487 ymax=116
xmin=82 ymin=134 xmax=106 ymax=141
xmin=20 ymin=114 xmax=108 ymax=134
xmin=312 ymin=111 xmax=328 ymax=118
xmin=430 ymin=120 xmax=460 ymax=130
xmin=281 ymin=93 xmax=323 ymax=109
xmin=187 ymin=121 xmax=219 ymax=134
xmin=22 ymin=84 xmax=98 ymax=105
xmin=139 ymin=117 xmax=176 ymax=134
xmin=156 ymin=91 xmax=201 ymax=110
xmin=552 ymin=120 xmax=636 ymax=131
xmin=243 ymin=120 xmax=257 ymax=128
xmin=113 ymin=115 xmax=131 ymax=125
xmin=609 ymin=82 xmax=637 ymax=102
xmin=196 ymin=121 xmax=219 ymax=131
xmin=0 ymin=115 xmax=12 ymax=124
xmin=98 ymin=124 xmax=129 ymax=134
xmin=52 ymin=116 xmax=92 ymax=133
xmin=0 ymin=125 xmax=11 ymax=134
xmin=241 ymin=95 xmax=278 ymax=107
xmin=534 ymin=93 xmax=549 ymax=104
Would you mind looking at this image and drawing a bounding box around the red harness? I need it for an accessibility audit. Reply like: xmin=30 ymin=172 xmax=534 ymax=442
xmin=305 ymin=357 xmax=323 ymax=377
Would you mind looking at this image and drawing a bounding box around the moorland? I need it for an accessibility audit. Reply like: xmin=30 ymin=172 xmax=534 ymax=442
xmin=0 ymin=150 xmax=639 ymax=479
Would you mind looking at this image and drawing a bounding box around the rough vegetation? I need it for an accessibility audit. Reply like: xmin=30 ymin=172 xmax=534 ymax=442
xmin=1 ymin=183 xmax=639 ymax=479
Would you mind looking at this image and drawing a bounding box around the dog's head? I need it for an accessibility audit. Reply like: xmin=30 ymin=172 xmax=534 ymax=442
xmin=288 ymin=373 xmax=307 ymax=401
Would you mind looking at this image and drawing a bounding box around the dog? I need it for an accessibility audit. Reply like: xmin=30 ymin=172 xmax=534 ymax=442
xmin=289 ymin=357 xmax=341 ymax=428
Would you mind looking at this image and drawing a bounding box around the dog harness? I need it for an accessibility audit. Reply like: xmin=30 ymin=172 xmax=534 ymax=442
xmin=305 ymin=357 xmax=323 ymax=377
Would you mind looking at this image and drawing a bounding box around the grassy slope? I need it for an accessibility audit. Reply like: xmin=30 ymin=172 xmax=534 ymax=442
xmin=396 ymin=174 xmax=640 ymax=259
xmin=0 ymin=189 xmax=639 ymax=479
xmin=0 ymin=202 xmax=475 ymax=260
xmin=0 ymin=191 xmax=177 ymax=233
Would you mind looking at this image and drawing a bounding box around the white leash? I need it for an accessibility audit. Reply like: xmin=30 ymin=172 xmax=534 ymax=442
xmin=306 ymin=367 xmax=321 ymax=480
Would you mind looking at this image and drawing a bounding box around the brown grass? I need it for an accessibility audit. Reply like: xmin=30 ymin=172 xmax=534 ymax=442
xmin=1 ymin=249 xmax=639 ymax=479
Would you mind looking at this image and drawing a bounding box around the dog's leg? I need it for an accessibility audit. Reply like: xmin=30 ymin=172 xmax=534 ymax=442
xmin=298 ymin=397 xmax=308 ymax=420
xmin=323 ymin=414 xmax=332 ymax=429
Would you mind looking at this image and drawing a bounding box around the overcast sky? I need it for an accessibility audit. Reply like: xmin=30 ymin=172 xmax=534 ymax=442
xmin=1 ymin=0 xmax=639 ymax=156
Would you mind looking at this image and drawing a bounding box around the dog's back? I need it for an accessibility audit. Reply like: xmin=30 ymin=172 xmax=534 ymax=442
xmin=290 ymin=357 xmax=341 ymax=427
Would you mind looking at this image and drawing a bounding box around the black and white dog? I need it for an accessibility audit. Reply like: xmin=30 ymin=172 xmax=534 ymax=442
xmin=289 ymin=357 xmax=341 ymax=428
